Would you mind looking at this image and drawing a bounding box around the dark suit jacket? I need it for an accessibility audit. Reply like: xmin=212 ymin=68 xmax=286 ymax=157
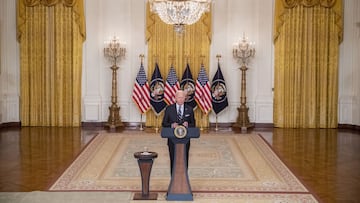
xmin=162 ymin=104 xmax=195 ymax=128
xmin=161 ymin=103 xmax=195 ymax=174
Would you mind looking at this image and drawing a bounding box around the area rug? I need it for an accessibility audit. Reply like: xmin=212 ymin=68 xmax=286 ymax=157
xmin=0 ymin=192 xmax=318 ymax=203
xmin=49 ymin=133 xmax=314 ymax=198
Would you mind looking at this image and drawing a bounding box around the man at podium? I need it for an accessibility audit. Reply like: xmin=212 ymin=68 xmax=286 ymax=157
xmin=162 ymin=90 xmax=195 ymax=175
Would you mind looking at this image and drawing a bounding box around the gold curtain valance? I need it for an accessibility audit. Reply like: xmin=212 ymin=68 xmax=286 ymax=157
xmin=282 ymin=0 xmax=337 ymax=8
xmin=18 ymin=0 xmax=79 ymax=6
xmin=17 ymin=0 xmax=86 ymax=42
xmin=274 ymin=0 xmax=343 ymax=42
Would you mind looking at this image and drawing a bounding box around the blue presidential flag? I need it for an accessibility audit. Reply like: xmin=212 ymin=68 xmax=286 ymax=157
xmin=150 ymin=63 xmax=167 ymax=115
xmin=180 ymin=63 xmax=197 ymax=109
xmin=211 ymin=63 xmax=228 ymax=114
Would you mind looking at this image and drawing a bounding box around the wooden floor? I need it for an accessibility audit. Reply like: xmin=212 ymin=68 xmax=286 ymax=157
xmin=0 ymin=126 xmax=359 ymax=202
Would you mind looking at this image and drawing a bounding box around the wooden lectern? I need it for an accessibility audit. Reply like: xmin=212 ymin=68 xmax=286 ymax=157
xmin=161 ymin=127 xmax=200 ymax=201
xmin=133 ymin=151 xmax=158 ymax=200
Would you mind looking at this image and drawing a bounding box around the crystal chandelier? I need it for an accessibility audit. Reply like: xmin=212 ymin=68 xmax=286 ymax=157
xmin=149 ymin=0 xmax=211 ymax=34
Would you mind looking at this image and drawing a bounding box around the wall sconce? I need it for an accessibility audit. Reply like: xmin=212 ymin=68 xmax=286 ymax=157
xmin=104 ymin=36 xmax=126 ymax=129
xmin=232 ymin=33 xmax=255 ymax=132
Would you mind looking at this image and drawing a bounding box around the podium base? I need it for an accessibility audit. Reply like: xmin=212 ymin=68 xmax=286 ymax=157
xmin=133 ymin=192 xmax=158 ymax=200
xmin=166 ymin=193 xmax=193 ymax=201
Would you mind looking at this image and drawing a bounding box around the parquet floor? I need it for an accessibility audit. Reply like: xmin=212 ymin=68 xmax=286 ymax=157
xmin=0 ymin=126 xmax=359 ymax=202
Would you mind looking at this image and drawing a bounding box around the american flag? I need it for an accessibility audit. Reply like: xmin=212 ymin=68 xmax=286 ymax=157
xmin=164 ymin=66 xmax=180 ymax=105
xmin=195 ymin=65 xmax=212 ymax=114
xmin=132 ymin=63 xmax=150 ymax=114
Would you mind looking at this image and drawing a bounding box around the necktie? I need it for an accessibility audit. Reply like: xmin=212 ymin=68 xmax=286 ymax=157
xmin=177 ymin=105 xmax=183 ymax=121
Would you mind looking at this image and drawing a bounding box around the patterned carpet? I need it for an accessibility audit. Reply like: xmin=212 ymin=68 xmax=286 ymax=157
xmin=49 ymin=132 xmax=318 ymax=202
xmin=0 ymin=191 xmax=319 ymax=203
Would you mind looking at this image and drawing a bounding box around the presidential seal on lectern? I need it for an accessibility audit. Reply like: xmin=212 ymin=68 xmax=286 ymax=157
xmin=174 ymin=125 xmax=187 ymax=138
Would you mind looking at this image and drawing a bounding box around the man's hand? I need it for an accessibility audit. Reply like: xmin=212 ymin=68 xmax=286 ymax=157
xmin=171 ymin=123 xmax=179 ymax=128
xmin=172 ymin=121 xmax=189 ymax=128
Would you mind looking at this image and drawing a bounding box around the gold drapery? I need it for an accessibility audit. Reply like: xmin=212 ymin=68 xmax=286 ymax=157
xmin=273 ymin=0 xmax=343 ymax=128
xmin=145 ymin=3 xmax=212 ymax=128
xmin=17 ymin=0 xmax=86 ymax=126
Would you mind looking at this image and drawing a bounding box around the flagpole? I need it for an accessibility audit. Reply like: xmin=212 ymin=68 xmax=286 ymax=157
xmin=200 ymin=112 xmax=203 ymax=131
xmin=139 ymin=91 xmax=144 ymax=131
xmin=155 ymin=115 xmax=159 ymax=133
xmin=140 ymin=114 xmax=144 ymax=131
xmin=215 ymin=115 xmax=219 ymax=131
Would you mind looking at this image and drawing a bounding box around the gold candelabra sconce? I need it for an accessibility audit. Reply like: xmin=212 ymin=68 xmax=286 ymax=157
xmin=232 ymin=33 xmax=255 ymax=132
xmin=104 ymin=36 xmax=126 ymax=129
